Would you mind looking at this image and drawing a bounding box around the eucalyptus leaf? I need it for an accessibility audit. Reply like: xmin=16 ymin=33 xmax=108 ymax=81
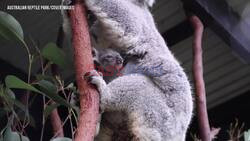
xmin=44 ymin=103 xmax=60 ymax=120
xmin=5 ymin=75 xmax=42 ymax=94
xmin=37 ymin=80 xmax=71 ymax=107
xmin=6 ymin=88 xmax=15 ymax=99
xmin=41 ymin=43 xmax=68 ymax=69
xmin=0 ymin=85 xmax=4 ymax=95
xmin=36 ymin=74 xmax=55 ymax=82
xmin=244 ymin=129 xmax=250 ymax=141
xmin=3 ymin=88 xmax=16 ymax=108
xmin=38 ymin=80 xmax=57 ymax=94
xmin=3 ymin=127 xmax=30 ymax=141
xmin=13 ymin=99 xmax=26 ymax=112
xmin=50 ymin=137 xmax=72 ymax=141
xmin=0 ymin=11 xmax=25 ymax=44
xmin=5 ymin=75 xmax=70 ymax=108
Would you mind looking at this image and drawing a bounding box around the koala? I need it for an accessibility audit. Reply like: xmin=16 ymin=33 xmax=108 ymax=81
xmin=92 ymin=47 xmax=124 ymax=83
xmin=83 ymin=0 xmax=193 ymax=141
xmin=61 ymin=4 xmax=128 ymax=139
xmin=91 ymin=38 xmax=148 ymax=141
xmin=92 ymin=47 xmax=131 ymax=141
xmin=63 ymin=0 xmax=193 ymax=140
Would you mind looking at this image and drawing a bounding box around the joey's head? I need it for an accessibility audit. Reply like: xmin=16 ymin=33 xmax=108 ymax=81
xmin=92 ymin=48 xmax=124 ymax=73
xmin=99 ymin=49 xmax=124 ymax=71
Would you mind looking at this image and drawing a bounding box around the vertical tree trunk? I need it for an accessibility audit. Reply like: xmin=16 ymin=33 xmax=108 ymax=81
xmin=69 ymin=1 xmax=100 ymax=141
xmin=189 ymin=15 xmax=211 ymax=141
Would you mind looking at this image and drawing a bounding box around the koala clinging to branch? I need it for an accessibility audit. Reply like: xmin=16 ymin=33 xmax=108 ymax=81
xmin=92 ymin=47 xmax=124 ymax=83
xmin=92 ymin=48 xmax=132 ymax=141
xmin=63 ymin=0 xmax=193 ymax=140
xmin=83 ymin=0 xmax=193 ymax=141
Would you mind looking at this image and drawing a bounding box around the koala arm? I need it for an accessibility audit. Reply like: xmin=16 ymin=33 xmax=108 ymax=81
xmin=84 ymin=70 xmax=116 ymax=111
xmin=85 ymin=70 xmax=167 ymax=141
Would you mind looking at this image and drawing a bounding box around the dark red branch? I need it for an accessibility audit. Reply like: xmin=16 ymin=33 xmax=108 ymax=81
xmin=50 ymin=108 xmax=64 ymax=137
xmin=189 ymin=15 xmax=211 ymax=141
xmin=49 ymin=26 xmax=65 ymax=137
xmin=69 ymin=1 xmax=100 ymax=141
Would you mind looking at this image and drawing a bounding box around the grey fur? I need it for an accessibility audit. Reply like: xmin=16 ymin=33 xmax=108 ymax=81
xmin=92 ymin=48 xmax=130 ymax=141
xmin=92 ymin=47 xmax=124 ymax=83
xmin=84 ymin=0 xmax=193 ymax=141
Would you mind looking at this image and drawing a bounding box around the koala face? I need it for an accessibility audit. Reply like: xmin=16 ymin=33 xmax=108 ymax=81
xmin=92 ymin=48 xmax=124 ymax=73
xmin=99 ymin=49 xmax=123 ymax=71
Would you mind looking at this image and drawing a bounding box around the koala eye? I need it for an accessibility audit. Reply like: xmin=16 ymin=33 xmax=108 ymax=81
xmin=101 ymin=55 xmax=114 ymax=62
xmin=105 ymin=55 xmax=113 ymax=58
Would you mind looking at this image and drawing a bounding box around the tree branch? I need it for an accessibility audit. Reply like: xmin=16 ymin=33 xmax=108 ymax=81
xmin=68 ymin=1 xmax=100 ymax=141
xmin=49 ymin=26 xmax=65 ymax=137
xmin=189 ymin=15 xmax=211 ymax=141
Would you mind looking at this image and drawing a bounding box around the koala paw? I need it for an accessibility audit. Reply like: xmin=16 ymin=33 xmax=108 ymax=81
xmin=84 ymin=70 xmax=103 ymax=84
xmin=63 ymin=0 xmax=73 ymax=5
xmin=127 ymin=48 xmax=148 ymax=60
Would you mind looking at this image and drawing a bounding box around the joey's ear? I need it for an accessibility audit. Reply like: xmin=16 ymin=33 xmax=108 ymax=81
xmin=92 ymin=48 xmax=101 ymax=66
xmin=92 ymin=48 xmax=98 ymax=58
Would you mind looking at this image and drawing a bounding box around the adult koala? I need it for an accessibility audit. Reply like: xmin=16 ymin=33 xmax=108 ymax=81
xmin=79 ymin=0 xmax=193 ymax=140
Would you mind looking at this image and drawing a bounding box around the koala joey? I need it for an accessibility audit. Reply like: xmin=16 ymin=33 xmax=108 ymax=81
xmin=92 ymin=47 xmax=124 ymax=83
xmin=92 ymin=47 xmax=133 ymax=141
xmin=83 ymin=0 xmax=193 ymax=141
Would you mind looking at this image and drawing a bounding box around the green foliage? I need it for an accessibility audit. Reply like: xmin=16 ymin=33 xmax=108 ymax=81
xmin=244 ymin=130 xmax=250 ymax=141
xmin=0 ymin=11 xmax=24 ymax=42
xmin=41 ymin=43 xmax=69 ymax=69
xmin=5 ymin=75 xmax=71 ymax=107
xmin=36 ymin=74 xmax=55 ymax=82
xmin=36 ymin=80 xmax=71 ymax=107
xmin=0 ymin=11 xmax=78 ymax=141
xmin=37 ymin=80 xmax=57 ymax=94
xmin=5 ymin=75 xmax=42 ymax=94
xmin=1 ymin=127 xmax=29 ymax=141
xmin=0 ymin=85 xmax=25 ymax=113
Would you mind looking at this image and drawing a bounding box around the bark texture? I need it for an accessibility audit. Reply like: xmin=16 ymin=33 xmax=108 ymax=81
xmin=69 ymin=1 xmax=100 ymax=141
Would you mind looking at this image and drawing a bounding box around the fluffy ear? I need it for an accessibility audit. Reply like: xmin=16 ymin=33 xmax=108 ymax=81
xmin=92 ymin=48 xmax=101 ymax=66
xmin=92 ymin=48 xmax=98 ymax=58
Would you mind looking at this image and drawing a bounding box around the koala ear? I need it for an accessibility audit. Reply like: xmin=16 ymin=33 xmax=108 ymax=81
xmin=92 ymin=48 xmax=98 ymax=57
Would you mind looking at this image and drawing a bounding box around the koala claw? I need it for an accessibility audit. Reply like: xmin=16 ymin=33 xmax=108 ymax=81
xmin=84 ymin=70 xmax=105 ymax=89
xmin=127 ymin=48 xmax=148 ymax=60
xmin=63 ymin=0 xmax=73 ymax=5
xmin=84 ymin=70 xmax=100 ymax=81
